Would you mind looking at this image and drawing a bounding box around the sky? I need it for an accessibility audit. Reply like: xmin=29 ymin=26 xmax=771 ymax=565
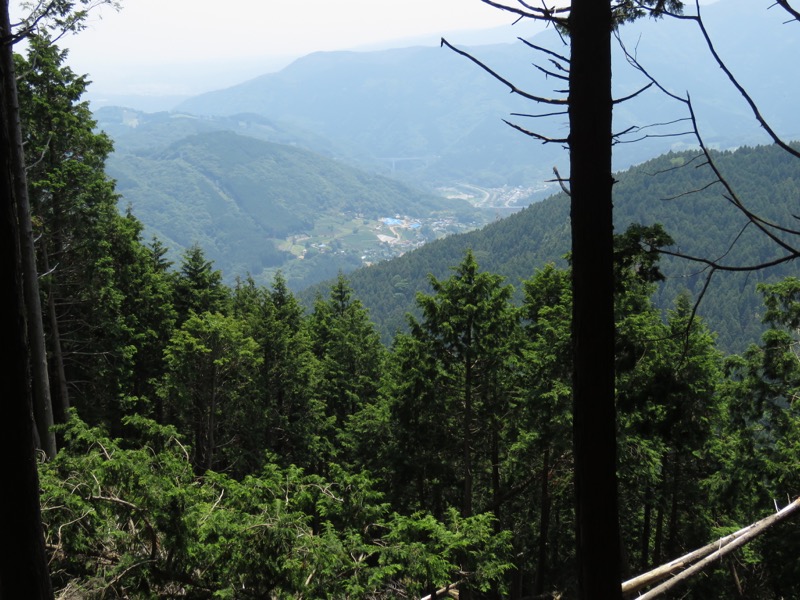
xmin=14 ymin=0 xmax=534 ymax=103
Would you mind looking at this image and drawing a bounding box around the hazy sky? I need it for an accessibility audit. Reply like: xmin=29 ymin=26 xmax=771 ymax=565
xmin=26 ymin=0 xmax=531 ymax=100
xmin=65 ymin=0 xmax=517 ymax=60
xmin=13 ymin=0 xmax=724 ymax=104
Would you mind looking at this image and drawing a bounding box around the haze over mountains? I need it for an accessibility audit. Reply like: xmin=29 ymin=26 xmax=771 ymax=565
xmin=174 ymin=0 xmax=797 ymax=184
xmin=96 ymin=0 xmax=798 ymax=290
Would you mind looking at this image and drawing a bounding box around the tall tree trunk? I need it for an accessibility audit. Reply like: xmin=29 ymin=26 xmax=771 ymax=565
xmin=491 ymin=414 xmax=501 ymax=521
xmin=461 ymin=352 xmax=474 ymax=600
xmin=42 ymin=244 xmax=70 ymax=423
xmin=208 ymin=368 xmax=217 ymax=472
xmin=534 ymin=445 xmax=552 ymax=596
xmin=0 ymin=8 xmax=55 ymax=459
xmin=0 ymin=4 xmax=54 ymax=596
xmin=488 ymin=379 xmax=502 ymax=526
xmin=653 ymin=498 xmax=665 ymax=566
xmin=462 ymin=355 xmax=473 ymax=519
xmin=641 ymin=491 xmax=653 ymax=571
xmin=568 ymin=0 xmax=622 ymax=598
xmin=667 ymin=453 xmax=681 ymax=557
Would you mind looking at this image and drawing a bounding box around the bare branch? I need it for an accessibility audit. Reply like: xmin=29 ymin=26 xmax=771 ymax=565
xmin=617 ymin=25 xmax=800 ymax=263
xmin=660 ymin=179 xmax=719 ymax=201
xmin=615 ymin=32 xmax=690 ymax=105
xmin=479 ymin=0 xmax=569 ymax=24
xmin=772 ymin=0 xmax=800 ymax=22
xmin=613 ymin=117 xmax=694 ymax=144
xmin=532 ymin=62 xmax=569 ymax=81
xmin=658 ymin=247 xmax=798 ymax=273
xmin=502 ymin=118 xmax=569 ymax=144
xmin=441 ymin=38 xmax=568 ymax=105
xmin=518 ymin=37 xmax=570 ymax=65
xmin=552 ymin=166 xmax=571 ymax=196
xmin=687 ymin=0 xmax=800 ymax=159
xmin=510 ymin=110 xmax=569 ymax=118
xmin=684 ymin=96 xmax=800 ymax=254
xmin=613 ymin=81 xmax=654 ymax=104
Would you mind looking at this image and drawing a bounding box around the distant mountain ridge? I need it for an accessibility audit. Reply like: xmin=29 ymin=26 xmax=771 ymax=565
xmin=175 ymin=0 xmax=798 ymax=188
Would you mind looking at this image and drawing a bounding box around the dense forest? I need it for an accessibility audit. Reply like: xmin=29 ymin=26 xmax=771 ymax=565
xmin=5 ymin=32 xmax=799 ymax=598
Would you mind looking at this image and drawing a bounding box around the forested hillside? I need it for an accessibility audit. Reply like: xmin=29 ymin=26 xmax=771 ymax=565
xmin=305 ymin=143 xmax=800 ymax=353
xmin=105 ymin=124 xmax=486 ymax=287
xmin=6 ymin=9 xmax=800 ymax=600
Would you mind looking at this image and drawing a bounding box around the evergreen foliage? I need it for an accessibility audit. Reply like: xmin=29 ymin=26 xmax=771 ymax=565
xmin=40 ymin=415 xmax=513 ymax=598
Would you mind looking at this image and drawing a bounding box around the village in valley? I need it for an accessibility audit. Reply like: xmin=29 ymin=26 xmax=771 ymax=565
xmin=281 ymin=184 xmax=549 ymax=267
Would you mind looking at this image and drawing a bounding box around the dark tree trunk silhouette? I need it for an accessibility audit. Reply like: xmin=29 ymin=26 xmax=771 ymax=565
xmin=0 ymin=3 xmax=54 ymax=596
xmin=568 ymin=0 xmax=623 ymax=598
xmin=0 ymin=1 xmax=55 ymax=459
xmin=534 ymin=446 xmax=552 ymax=596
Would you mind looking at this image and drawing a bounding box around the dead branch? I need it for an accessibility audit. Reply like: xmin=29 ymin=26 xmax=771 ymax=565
xmin=420 ymin=582 xmax=459 ymax=600
xmin=657 ymin=247 xmax=796 ymax=273
xmin=532 ymin=62 xmax=569 ymax=81
xmin=89 ymin=494 xmax=159 ymax=561
xmin=518 ymin=37 xmax=570 ymax=66
xmin=552 ymin=166 xmax=571 ymax=196
xmin=510 ymin=110 xmax=569 ymax=118
xmin=613 ymin=81 xmax=654 ymax=104
xmin=684 ymin=0 xmax=800 ymax=160
xmin=502 ymin=119 xmax=568 ymax=145
xmin=479 ymin=0 xmax=569 ymax=25
xmin=773 ymin=0 xmax=800 ymax=22
xmin=616 ymin=30 xmax=800 ymax=266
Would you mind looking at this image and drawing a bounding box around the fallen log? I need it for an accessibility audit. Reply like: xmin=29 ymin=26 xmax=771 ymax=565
xmin=622 ymin=496 xmax=800 ymax=600
xmin=622 ymin=522 xmax=752 ymax=597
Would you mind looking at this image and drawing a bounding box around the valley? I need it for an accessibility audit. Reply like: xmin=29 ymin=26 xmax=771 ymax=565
xmin=93 ymin=0 xmax=797 ymax=294
xmin=271 ymin=206 xmax=490 ymax=275
xmin=439 ymin=182 xmax=552 ymax=209
xmin=273 ymin=184 xmax=540 ymax=272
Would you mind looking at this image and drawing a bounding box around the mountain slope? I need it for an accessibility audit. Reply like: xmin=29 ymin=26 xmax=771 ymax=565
xmin=109 ymin=130 xmax=483 ymax=285
xmin=302 ymin=143 xmax=800 ymax=353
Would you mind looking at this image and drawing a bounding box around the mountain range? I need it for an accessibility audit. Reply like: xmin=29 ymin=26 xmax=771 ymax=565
xmin=174 ymin=0 xmax=798 ymax=186
xmin=94 ymin=0 xmax=799 ymax=293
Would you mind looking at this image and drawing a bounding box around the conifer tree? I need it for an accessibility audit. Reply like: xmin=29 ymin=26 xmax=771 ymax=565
xmin=233 ymin=273 xmax=325 ymax=468
xmin=0 ymin=7 xmax=53 ymax=591
xmin=173 ymin=244 xmax=229 ymax=322
xmin=160 ymin=311 xmax=262 ymax=475
xmin=517 ymin=264 xmax=575 ymax=594
xmin=1 ymin=0 xmax=117 ymax=592
xmin=16 ymin=37 xmax=169 ymax=431
xmin=309 ymin=273 xmax=384 ymax=458
xmin=393 ymin=251 xmax=518 ymax=520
